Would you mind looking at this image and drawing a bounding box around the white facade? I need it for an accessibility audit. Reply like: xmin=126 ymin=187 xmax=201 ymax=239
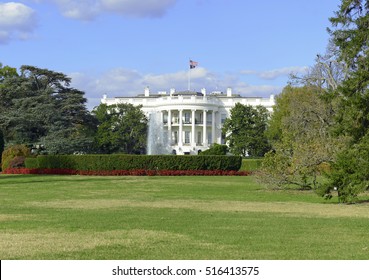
xmin=101 ymin=87 xmax=275 ymax=155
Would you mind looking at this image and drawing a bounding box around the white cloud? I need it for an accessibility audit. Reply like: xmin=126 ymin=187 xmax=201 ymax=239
xmin=70 ymin=67 xmax=280 ymax=110
xmin=234 ymin=83 xmax=283 ymax=97
xmin=101 ymin=0 xmax=177 ymax=18
xmin=0 ymin=2 xmax=37 ymax=43
xmin=241 ymin=66 xmax=308 ymax=80
xmin=48 ymin=0 xmax=177 ymax=20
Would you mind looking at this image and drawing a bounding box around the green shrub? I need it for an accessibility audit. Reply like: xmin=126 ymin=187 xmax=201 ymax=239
xmin=318 ymin=134 xmax=369 ymax=203
xmin=1 ymin=145 xmax=31 ymax=171
xmin=240 ymin=158 xmax=263 ymax=171
xmin=30 ymin=154 xmax=242 ymax=171
xmin=24 ymin=158 xmax=39 ymax=169
xmin=200 ymin=144 xmax=228 ymax=155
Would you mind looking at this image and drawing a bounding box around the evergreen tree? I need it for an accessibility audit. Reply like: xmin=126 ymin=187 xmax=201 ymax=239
xmin=0 ymin=65 xmax=96 ymax=154
xmin=320 ymin=0 xmax=369 ymax=202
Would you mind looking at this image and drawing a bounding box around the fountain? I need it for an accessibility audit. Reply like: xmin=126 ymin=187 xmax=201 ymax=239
xmin=147 ymin=111 xmax=171 ymax=155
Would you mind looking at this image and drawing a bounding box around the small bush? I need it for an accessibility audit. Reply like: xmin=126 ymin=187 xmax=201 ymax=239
xmin=200 ymin=144 xmax=228 ymax=155
xmin=1 ymin=145 xmax=31 ymax=171
xmin=9 ymin=156 xmax=26 ymax=168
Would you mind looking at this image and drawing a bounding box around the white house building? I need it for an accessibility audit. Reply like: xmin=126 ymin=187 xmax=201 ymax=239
xmin=101 ymin=87 xmax=275 ymax=155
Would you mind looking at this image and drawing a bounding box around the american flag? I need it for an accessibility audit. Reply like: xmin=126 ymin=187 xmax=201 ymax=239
xmin=189 ymin=60 xmax=198 ymax=69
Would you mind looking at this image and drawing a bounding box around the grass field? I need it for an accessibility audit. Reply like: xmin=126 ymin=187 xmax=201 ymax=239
xmin=1 ymin=175 xmax=369 ymax=260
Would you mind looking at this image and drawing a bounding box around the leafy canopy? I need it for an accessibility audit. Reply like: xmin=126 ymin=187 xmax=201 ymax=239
xmin=0 ymin=65 xmax=95 ymax=154
xmin=93 ymin=103 xmax=148 ymax=154
xmin=222 ymin=103 xmax=270 ymax=157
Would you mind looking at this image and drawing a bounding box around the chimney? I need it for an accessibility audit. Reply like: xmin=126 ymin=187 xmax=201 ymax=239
xmin=201 ymin=88 xmax=206 ymax=96
xmin=144 ymin=86 xmax=150 ymax=97
xmin=170 ymin=88 xmax=175 ymax=96
xmin=227 ymin=87 xmax=232 ymax=97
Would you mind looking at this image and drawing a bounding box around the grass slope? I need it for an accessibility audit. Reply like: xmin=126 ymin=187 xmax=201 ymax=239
xmin=0 ymin=175 xmax=369 ymax=260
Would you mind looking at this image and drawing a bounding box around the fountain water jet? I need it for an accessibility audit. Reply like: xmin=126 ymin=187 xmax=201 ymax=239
xmin=147 ymin=111 xmax=171 ymax=155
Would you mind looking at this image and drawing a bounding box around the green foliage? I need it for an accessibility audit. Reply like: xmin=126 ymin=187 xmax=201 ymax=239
xmin=222 ymin=103 xmax=271 ymax=157
xmin=24 ymin=157 xmax=39 ymax=169
xmin=93 ymin=103 xmax=148 ymax=154
xmin=260 ymin=86 xmax=344 ymax=190
xmin=318 ymin=133 xmax=369 ymax=203
xmin=199 ymin=144 xmax=228 ymax=155
xmin=0 ymin=65 xmax=96 ymax=154
xmin=328 ymin=1 xmax=369 ymax=141
xmin=27 ymin=155 xmax=242 ymax=171
xmin=240 ymin=158 xmax=263 ymax=172
xmin=0 ymin=63 xmax=18 ymax=84
xmin=318 ymin=0 xmax=369 ymax=201
xmin=1 ymin=144 xmax=30 ymax=170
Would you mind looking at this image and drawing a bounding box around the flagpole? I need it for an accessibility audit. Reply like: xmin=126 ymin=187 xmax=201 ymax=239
xmin=188 ymin=58 xmax=191 ymax=91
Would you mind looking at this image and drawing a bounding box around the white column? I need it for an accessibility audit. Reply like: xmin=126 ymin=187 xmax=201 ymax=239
xmin=217 ymin=112 xmax=222 ymax=144
xmin=203 ymin=110 xmax=207 ymax=145
xmin=212 ymin=111 xmax=216 ymax=145
xmin=191 ymin=109 xmax=196 ymax=146
xmin=168 ymin=110 xmax=172 ymax=144
xmin=179 ymin=109 xmax=183 ymax=146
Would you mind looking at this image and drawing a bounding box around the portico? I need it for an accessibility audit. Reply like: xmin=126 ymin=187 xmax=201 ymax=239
xmin=162 ymin=108 xmax=218 ymax=154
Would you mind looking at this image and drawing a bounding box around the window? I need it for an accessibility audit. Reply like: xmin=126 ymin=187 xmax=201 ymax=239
xmin=184 ymin=112 xmax=190 ymax=124
xmin=197 ymin=131 xmax=202 ymax=145
xmin=221 ymin=113 xmax=227 ymax=124
xmin=173 ymin=131 xmax=178 ymax=144
xmin=221 ymin=132 xmax=226 ymax=144
xmin=185 ymin=131 xmax=190 ymax=144
xmin=173 ymin=114 xmax=179 ymax=124
xmin=208 ymin=132 xmax=212 ymax=144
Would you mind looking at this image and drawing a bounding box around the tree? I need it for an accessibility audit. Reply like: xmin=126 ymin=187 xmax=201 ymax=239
xmin=259 ymin=86 xmax=347 ymax=190
xmin=318 ymin=0 xmax=369 ymax=202
xmin=222 ymin=103 xmax=270 ymax=157
xmin=93 ymin=103 xmax=148 ymax=154
xmin=317 ymin=133 xmax=369 ymax=203
xmin=290 ymin=40 xmax=348 ymax=92
xmin=0 ymin=65 xmax=95 ymax=154
xmin=328 ymin=0 xmax=369 ymax=141
xmin=0 ymin=63 xmax=18 ymax=83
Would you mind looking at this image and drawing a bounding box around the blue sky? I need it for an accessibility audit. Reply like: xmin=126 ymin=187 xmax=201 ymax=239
xmin=0 ymin=0 xmax=341 ymax=109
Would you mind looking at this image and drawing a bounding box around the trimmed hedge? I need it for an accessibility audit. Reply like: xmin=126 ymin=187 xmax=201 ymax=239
xmin=25 ymin=155 xmax=242 ymax=171
xmin=240 ymin=158 xmax=263 ymax=172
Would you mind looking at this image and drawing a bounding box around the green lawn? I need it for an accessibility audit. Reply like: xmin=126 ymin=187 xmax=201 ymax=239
xmin=1 ymin=175 xmax=369 ymax=260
